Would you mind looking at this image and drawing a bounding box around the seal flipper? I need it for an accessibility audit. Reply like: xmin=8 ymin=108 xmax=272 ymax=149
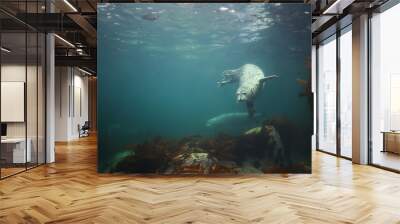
xmin=246 ymin=101 xmax=256 ymax=118
xmin=217 ymin=79 xmax=235 ymax=87
xmin=260 ymin=75 xmax=279 ymax=83
xmin=218 ymin=69 xmax=241 ymax=87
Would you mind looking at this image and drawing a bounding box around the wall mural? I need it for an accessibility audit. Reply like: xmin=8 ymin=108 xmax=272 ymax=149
xmin=98 ymin=3 xmax=312 ymax=174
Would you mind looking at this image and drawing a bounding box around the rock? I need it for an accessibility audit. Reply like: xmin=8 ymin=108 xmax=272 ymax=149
xmin=114 ymin=137 xmax=173 ymax=173
xmin=211 ymin=161 xmax=239 ymax=174
xmin=262 ymin=125 xmax=287 ymax=168
xmin=184 ymin=153 xmax=209 ymax=165
xmin=239 ymin=165 xmax=263 ymax=174
xmin=168 ymin=152 xmax=218 ymax=174
xmin=114 ymin=120 xmax=297 ymax=174
xmin=239 ymin=160 xmax=263 ymax=174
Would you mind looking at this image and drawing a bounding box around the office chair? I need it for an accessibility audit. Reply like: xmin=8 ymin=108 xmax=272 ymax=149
xmin=79 ymin=121 xmax=90 ymax=138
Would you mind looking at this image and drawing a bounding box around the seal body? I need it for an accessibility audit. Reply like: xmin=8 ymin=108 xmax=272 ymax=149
xmin=235 ymin=64 xmax=265 ymax=102
xmin=218 ymin=64 xmax=278 ymax=117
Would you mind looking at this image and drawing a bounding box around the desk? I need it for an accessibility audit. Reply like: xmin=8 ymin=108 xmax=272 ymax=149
xmin=382 ymin=131 xmax=400 ymax=154
xmin=1 ymin=138 xmax=31 ymax=163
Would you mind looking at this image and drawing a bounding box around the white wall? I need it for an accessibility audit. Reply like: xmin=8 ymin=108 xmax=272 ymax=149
xmin=55 ymin=66 xmax=89 ymax=141
xmin=1 ymin=65 xmax=41 ymax=137
xmin=1 ymin=65 xmax=27 ymax=140
xmin=55 ymin=66 xmax=70 ymax=141
xmin=72 ymin=73 xmax=89 ymax=138
xmin=1 ymin=64 xmax=46 ymax=163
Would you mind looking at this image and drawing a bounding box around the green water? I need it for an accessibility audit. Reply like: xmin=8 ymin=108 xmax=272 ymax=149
xmin=98 ymin=3 xmax=312 ymax=173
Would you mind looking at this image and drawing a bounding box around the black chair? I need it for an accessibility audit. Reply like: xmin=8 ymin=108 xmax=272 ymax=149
xmin=79 ymin=121 xmax=90 ymax=138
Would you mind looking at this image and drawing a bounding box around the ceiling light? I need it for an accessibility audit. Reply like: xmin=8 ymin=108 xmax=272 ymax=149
xmin=322 ymin=0 xmax=354 ymax=15
xmin=1 ymin=47 xmax=11 ymax=53
xmin=78 ymin=67 xmax=93 ymax=76
xmin=63 ymin=0 xmax=78 ymax=12
xmin=76 ymin=48 xmax=85 ymax=55
xmin=54 ymin=34 xmax=75 ymax=48
xmin=323 ymin=0 xmax=341 ymax=14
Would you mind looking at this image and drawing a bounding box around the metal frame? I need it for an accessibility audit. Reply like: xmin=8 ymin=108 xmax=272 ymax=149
xmin=315 ymin=32 xmax=338 ymax=156
xmin=367 ymin=0 xmax=400 ymax=172
xmin=336 ymin=27 xmax=341 ymax=158
xmin=315 ymin=44 xmax=319 ymax=151
xmin=367 ymin=11 xmax=373 ymax=166
xmin=0 ymin=21 xmax=2 ymax=179
xmin=315 ymin=22 xmax=353 ymax=161
xmin=316 ymin=0 xmax=400 ymax=172
xmin=25 ymin=1 xmax=28 ymax=172
xmin=0 ymin=0 xmax=47 ymax=180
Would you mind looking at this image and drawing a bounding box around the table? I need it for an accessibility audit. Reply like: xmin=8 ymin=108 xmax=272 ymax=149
xmin=1 ymin=138 xmax=32 ymax=164
xmin=382 ymin=131 xmax=400 ymax=154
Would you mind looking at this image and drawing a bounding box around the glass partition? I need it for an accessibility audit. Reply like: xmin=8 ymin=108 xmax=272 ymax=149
xmin=339 ymin=27 xmax=352 ymax=158
xmin=38 ymin=32 xmax=45 ymax=165
xmin=0 ymin=31 xmax=28 ymax=177
xmin=0 ymin=2 xmax=46 ymax=179
xmin=27 ymin=30 xmax=38 ymax=169
xmin=317 ymin=35 xmax=337 ymax=154
xmin=370 ymin=3 xmax=400 ymax=171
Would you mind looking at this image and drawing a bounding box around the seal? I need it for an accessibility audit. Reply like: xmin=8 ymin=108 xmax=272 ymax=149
xmin=218 ymin=64 xmax=278 ymax=117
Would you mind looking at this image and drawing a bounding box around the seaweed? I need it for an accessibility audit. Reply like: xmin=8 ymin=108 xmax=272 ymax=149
xmin=112 ymin=120 xmax=310 ymax=174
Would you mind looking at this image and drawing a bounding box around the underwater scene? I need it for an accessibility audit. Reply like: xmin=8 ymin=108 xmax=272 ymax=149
xmin=98 ymin=3 xmax=312 ymax=174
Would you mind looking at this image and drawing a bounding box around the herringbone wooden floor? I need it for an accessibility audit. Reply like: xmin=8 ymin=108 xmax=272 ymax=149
xmin=1 ymin=135 xmax=400 ymax=224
